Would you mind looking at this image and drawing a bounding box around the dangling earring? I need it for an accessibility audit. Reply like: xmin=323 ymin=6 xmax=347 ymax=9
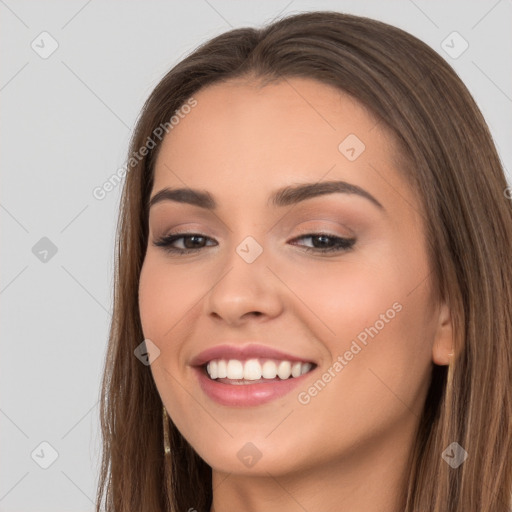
xmin=162 ymin=405 xmax=173 ymax=502
xmin=162 ymin=405 xmax=171 ymax=455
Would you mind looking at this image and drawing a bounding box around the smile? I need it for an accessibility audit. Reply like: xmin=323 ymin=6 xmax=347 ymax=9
xmin=205 ymin=358 xmax=314 ymax=382
xmin=194 ymin=359 xmax=317 ymax=407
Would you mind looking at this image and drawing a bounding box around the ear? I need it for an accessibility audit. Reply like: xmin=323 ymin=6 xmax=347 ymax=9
xmin=432 ymin=300 xmax=455 ymax=366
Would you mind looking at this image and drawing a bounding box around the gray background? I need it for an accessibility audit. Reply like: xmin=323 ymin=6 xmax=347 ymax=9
xmin=1 ymin=1 xmax=511 ymax=510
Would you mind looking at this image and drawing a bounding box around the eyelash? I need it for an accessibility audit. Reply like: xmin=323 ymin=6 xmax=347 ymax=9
xmin=153 ymin=232 xmax=356 ymax=255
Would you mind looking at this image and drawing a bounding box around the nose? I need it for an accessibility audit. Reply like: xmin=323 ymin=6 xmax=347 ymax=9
xmin=204 ymin=241 xmax=284 ymax=326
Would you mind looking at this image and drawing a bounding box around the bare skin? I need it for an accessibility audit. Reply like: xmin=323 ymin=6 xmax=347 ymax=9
xmin=138 ymin=76 xmax=454 ymax=512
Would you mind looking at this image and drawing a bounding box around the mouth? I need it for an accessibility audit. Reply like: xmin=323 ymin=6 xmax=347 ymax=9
xmin=202 ymin=357 xmax=317 ymax=384
xmin=190 ymin=343 xmax=319 ymax=406
xmin=193 ymin=356 xmax=318 ymax=407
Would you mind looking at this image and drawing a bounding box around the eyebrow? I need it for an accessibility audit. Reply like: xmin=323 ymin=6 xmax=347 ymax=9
xmin=148 ymin=180 xmax=384 ymax=211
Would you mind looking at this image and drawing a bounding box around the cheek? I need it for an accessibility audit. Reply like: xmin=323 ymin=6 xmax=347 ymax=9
xmin=138 ymin=256 xmax=201 ymax=344
xmin=284 ymin=245 xmax=435 ymax=391
xmin=279 ymin=254 xmax=403 ymax=345
xmin=289 ymin=268 xmax=435 ymax=448
xmin=138 ymin=257 xmax=202 ymax=423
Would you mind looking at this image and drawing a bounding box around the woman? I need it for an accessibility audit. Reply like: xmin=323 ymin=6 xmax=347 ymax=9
xmin=96 ymin=10 xmax=512 ymax=512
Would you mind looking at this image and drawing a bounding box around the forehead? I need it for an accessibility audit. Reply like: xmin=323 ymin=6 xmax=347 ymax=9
xmin=161 ymin=76 xmax=381 ymax=149
xmin=151 ymin=77 xmax=415 ymax=217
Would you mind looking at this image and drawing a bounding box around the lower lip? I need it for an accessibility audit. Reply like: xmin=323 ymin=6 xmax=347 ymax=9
xmin=193 ymin=366 xmax=315 ymax=407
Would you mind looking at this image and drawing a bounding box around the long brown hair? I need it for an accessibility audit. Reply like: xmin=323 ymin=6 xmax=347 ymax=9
xmin=96 ymin=11 xmax=512 ymax=512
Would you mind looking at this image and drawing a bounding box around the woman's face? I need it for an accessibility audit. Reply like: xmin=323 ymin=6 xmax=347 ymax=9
xmin=138 ymin=77 xmax=453 ymax=478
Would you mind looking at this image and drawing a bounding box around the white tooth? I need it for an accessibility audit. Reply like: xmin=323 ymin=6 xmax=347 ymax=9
xmin=226 ymin=359 xmax=244 ymax=379
xmin=217 ymin=359 xmax=227 ymax=379
xmin=300 ymin=362 xmax=313 ymax=375
xmin=244 ymin=359 xmax=262 ymax=380
xmin=262 ymin=360 xmax=278 ymax=378
xmin=207 ymin=360 xmax=218 ymax=379
xmin=208 ymin=357 xmax=312 ymax=381
xmin=291 ymin=361 xmax=302 ymax=378
xmin=277 ymin=360 xmax=292 ymax=379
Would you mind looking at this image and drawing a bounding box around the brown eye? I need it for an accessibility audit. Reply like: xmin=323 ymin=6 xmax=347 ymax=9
xmin=153 ymin=233 xmax=217 ymax=254
xmin=153 ymin=232 xmax=356 ymax=256
xmin=289 ymin=233 xmax=356 ymax=253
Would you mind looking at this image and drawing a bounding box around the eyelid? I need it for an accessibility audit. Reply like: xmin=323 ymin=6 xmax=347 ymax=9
xmin=156 ymin=223 xmax=353 ymax=242
xmin=155 ymin=223 xmax=218 ymax=239
xmin=154 ymin=216 xmax=356 ymax=241
xmin=291 ymin=220 xmax=355 ymax=238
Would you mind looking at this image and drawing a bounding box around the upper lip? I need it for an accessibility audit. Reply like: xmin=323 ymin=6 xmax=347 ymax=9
xmin=189 ymin=343 xmax=317 ymax=367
